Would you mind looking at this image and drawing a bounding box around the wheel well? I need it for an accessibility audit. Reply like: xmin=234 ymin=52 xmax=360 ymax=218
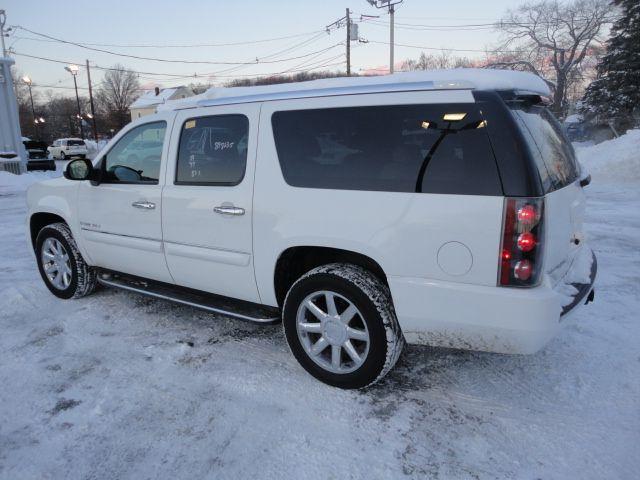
xmin=30 ymin=213 xmax=66 ymax=250
xmin=274 ymin=246 xmax=388 ymax=307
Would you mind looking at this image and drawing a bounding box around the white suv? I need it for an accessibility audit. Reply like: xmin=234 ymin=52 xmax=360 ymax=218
xmin=26 ymin=70 xmax=597 ymax=388
xmin=48 ymin=138 xmax=88 ymax=160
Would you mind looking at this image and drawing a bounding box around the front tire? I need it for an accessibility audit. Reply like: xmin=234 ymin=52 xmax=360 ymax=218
xmin=59 ymin=151 xmax=66 ymax=160
xmin=283 ymin=263 xmax=404 ymax=389
xmin=36 ymin=223 xmax=97 ymax=299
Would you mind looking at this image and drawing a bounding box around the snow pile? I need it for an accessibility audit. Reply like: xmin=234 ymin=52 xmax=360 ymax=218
xmin=575 ymin=129 xmax=640 ymax=184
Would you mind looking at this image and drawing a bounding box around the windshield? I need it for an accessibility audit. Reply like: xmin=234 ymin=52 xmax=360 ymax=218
xmin=509 ymin=103 xmax=579 ymax=193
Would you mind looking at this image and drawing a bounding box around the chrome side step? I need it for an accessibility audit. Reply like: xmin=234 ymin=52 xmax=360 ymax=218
xmin=97 ymin=272 xmax=280 ymax=324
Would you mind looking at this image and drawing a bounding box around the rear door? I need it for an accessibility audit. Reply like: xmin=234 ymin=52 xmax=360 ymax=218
xmin=509 ymin=104 xmax=584 ymax=277
xmin=161 ymin=103 xmax=261 ymax=303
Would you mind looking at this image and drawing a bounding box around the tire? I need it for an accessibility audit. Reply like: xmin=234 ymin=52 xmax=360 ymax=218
xmin=59 ymin=151 xmax=66 ymax=160
xmin=283 ymin=263 xmax=404 ymax=389
xmin=35 ymin=222 xmax=97 ymax=300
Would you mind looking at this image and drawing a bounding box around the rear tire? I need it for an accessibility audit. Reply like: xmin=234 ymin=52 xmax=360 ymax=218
xmin=283 ymin=263 xmax=404 ymax=389
xmin=59 ymin=151 xmax=66 ymax=160
xmin=36 ymin=222 xmax=97 ymax=299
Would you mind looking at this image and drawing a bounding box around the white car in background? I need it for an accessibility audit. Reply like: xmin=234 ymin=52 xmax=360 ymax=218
xmin=48 ymin=138 xmax=88 ymax=160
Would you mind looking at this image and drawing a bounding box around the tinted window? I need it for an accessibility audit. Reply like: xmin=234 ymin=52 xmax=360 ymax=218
xmin=103 ymin=121 xmax=166 ymax=184
xmin=271 ymin=104 xmax=501 ymax=195
xmin=67 ymin=140 xmax=85 ymax=146
xmin=509 ymin=104 xmax=579 ymax=193
xmin=176 ymin=115 xmax=249 ymax=185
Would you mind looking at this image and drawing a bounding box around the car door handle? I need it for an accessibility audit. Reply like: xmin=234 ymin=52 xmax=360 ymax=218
xmin=213 ymin=205 xmax=245 ymax=216
xmin=131 ymin=201 xmax=156 ymax=210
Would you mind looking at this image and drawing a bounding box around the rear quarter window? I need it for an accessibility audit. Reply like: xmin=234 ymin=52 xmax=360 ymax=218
xmin=509 ymin=104 xmax=579 ymax=193
xmin=271 ymin=104 xmax=502 ymax=196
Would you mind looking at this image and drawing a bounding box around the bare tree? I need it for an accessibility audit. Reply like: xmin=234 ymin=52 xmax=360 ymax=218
xmin=490 ymin=0 xmax=611 ymax=115
xmin=402 ymin=51 xmax=474 ymax=71
xmin=96 ymin=64 xmax=140 ymax=132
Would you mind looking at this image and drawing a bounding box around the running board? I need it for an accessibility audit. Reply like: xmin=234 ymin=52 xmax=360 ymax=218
xmin=97 ymin=271 xmax=280 ymax=324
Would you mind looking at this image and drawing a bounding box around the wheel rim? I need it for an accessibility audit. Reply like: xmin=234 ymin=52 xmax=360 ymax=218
xmin=296 ymin=290 xmax=370 ymax=374
xmin=41 ymin=238 xmax=72 ymax=290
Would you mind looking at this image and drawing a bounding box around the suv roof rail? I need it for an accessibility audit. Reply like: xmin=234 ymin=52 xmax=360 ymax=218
xmin=158 ymin=68 xmax=551 ymax=111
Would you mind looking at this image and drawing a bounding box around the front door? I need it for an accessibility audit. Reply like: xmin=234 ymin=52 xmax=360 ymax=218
xmin=162 ymin=104 xmax=261 ymax=303
xmin=78 ymin=120 xmax=174 ymax=283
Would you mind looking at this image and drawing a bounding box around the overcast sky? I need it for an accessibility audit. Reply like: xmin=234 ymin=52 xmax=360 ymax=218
xmin=3 ymin=0 xmax=521 ymax=97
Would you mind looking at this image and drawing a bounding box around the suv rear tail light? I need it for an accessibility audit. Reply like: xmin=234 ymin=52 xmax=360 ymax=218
xmin=498 ymin=197 xmax=545 ymax=287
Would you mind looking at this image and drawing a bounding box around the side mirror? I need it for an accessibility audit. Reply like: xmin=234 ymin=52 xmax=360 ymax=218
xmin=64 ymin=158 xmax=94 ymax=181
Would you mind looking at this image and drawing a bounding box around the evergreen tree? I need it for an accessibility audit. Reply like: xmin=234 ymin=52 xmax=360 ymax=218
xmin=580 ymin=0 xmax=640 ymax=131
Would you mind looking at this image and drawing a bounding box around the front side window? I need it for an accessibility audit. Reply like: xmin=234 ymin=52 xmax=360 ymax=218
xmin=103 ymin=121 xmax=166 ymax=184
xmin=176 ymin=115 xmax=249 ymax=185
xmin=271 ymin=104 xmax=501 ymax=195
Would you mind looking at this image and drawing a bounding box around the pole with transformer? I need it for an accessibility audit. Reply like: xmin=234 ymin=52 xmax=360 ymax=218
xmin=86 ymin=60 xmax=98 ymax=142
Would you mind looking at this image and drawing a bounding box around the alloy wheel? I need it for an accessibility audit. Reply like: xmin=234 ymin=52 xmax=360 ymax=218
xmin=40 ymin=238 xmax=72 ymax=290
xmin=296 ymin=290 xmax=370 ymax=374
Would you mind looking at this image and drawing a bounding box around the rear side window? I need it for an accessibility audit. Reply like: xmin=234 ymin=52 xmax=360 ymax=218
xmin=271 ymin=104 xmax=501 ymax=195
xmin=509 ymin=104 xmax=579 ymax=193
xmin=176 ymin=115 xmax=249 ymax=185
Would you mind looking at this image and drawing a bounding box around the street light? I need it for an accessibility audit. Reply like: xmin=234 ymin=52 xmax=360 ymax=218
xmin=21 ymin=75 xmax=41 ymax=140
xmin=64 ymin=64 xmax=84 ymax=139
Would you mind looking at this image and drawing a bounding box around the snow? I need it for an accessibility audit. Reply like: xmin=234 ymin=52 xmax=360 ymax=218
xmin=1 ymin=135 xmax=639 ymax=478
xmin=160 ymin=68 xmax=551 ymax=111
xmin=576 ymin=129 xmax=640 ymax=184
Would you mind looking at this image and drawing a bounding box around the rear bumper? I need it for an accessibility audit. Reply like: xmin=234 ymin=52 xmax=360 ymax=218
xmin=560 ymin=252 xmax=597 ymax=318
xmin=388 ymin=248 xmax=597 ymax=354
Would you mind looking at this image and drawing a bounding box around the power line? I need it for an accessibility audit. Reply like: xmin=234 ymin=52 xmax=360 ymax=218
xmin=13 ymin=50 xmax=347 ymax=88
xmin=9 ymin=30 xmax=325 ymax=48
xmin=15 ymin=26 xmax=341 ymax=65
xmin=12 ymin=41 xmax=343 ymax=76
xmin=366 ymin=39 xmax=519 ymax=54
xmin=360 ymin=16 xmax=618 ymax=31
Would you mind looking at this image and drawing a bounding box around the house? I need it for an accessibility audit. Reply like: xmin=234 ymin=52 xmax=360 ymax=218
xmin=129 ymin=86 xmax=193 ymax=121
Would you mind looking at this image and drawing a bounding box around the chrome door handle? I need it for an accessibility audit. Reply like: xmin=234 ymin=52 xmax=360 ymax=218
xmin=213 ymin=205 xmax=245 ymax=216
xmin=131 ymin=201 xmax=156 ymax=210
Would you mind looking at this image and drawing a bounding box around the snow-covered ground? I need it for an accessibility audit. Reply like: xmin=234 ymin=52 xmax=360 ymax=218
xmin=1 ymin=132 xmax=639 ymax=479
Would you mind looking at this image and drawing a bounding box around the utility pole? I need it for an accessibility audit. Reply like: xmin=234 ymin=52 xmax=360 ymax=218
xmin=366 ymin=1 xmax=402 ymax=74
xmin=389 ymin=4 xmax=395 ymax=74
xmin=86 ymin=60 xmax=98 ymax=142
xmin=0 ymin=10 xmax=7 ymax=58
xmin=22 ymin=76 xmax=38 ymax=139
xmin=346 ymin=8 xmax=351 ymax=76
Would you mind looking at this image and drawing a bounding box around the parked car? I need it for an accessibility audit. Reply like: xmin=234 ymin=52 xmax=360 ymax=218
xmin=23 ymin=139 xmax=55 ymax=171
xmin=48 ymin=138 xmax=88 ymax=160
xmin=26 ymin=70 xmax=597 ymax=389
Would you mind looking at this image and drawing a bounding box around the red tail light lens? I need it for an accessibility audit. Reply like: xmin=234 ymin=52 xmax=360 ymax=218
xmin=517 ymin=232 xmax=536 ymax=252
xmin=498 ymin=198 xmax=544 ymax=287
xmin=514 ymin=260 xmax=533 ymax=280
